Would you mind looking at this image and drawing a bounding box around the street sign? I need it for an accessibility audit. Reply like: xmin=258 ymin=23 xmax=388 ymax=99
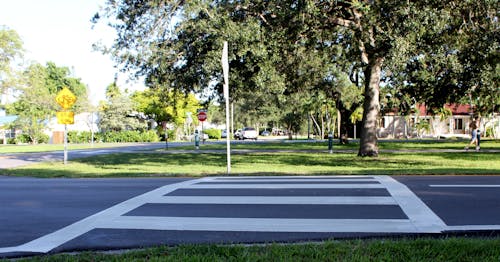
xmin=56 ymin=87 xmax=77 ymax=109
xmin=198 ymin=111 xmax=207 ymax=122
xmin=56 ymin=111 xmax=74 ymax=124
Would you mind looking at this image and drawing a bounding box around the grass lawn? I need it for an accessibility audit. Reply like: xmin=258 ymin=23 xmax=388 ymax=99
xmin=2 ymin=140 xmax=499 ymax=178
xmin=0 ymin=143 xmax=137 ymax=154
xmin=17 ymin=238 xmax=500 ymax=261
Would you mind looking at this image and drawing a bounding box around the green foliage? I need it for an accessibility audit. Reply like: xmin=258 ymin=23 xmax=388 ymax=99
xmin=99 ymin=83 xmax=147 ymax=132
xmin=6 ymin=62 xmax=90 ymax=143
xmin=203 ymin=128 xmax=221 ymax=139
xmin=0 ymin=26 xmax=23 ymax=95
xmin=14 ymin=133 xmax=49 ymax=144
xmin=100 ymin=130 xmax=159 ymax=143
xmin=67 ymin=131 xmax=94 ymax=144
xmin=93 ymin=0 xmax=499 ymax=156
xmin=131 ymin=88 xmax=200 ymax=138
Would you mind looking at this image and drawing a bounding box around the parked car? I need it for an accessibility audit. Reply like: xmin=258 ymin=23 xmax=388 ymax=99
xmin=235 ymin=127 xmax=258 ymax=140
xmin=261 ymin=130 xmax=270 ymax=136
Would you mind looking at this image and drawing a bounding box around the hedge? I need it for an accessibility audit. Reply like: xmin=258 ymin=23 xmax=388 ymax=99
xmin=68 ymin=130 xmax=160 ymax=143
xmin=204 ymin=128 xmax=221 ymax=139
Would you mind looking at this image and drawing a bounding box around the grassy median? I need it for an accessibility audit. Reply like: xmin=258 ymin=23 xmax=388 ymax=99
xmin=2 ymin=140 xmax=499 ymax=178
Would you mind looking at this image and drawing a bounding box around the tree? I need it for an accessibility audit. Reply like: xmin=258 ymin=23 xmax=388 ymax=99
xmin=131 ymin=87 xmax=201 ymax=139
xmin=7 ymin=62 xmax=90 ymax=143
xmin=99 ymin=83 xmax=146 ymax=132
xmin=0 ymin=27 xmax=23 ymax=103
xmin=93 ymin=0 xmax=498 ymax=156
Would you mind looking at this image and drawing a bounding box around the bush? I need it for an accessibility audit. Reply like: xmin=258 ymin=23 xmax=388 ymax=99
xmin=68 ymin=131 xmax=97 ymax=143
xmin=101 ymin=130 xmax=160 ymax=143
xmin=14 ymin=133 xmax=49 ymax=144
xmin=204 ymin=128 xmax=221 ymax=139
xmin=38 ymin=133 xmax=49 ymax=144
xmin=15 ymin=134 xmax=31 ymax=144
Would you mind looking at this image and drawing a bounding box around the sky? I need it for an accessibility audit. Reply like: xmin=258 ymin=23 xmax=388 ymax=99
xmin=0 ymin=0 xmax=144 ymax=105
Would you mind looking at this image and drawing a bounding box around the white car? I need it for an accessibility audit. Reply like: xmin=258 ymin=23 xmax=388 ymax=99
xmin=236 ymin=127 xmax=258 ymax=140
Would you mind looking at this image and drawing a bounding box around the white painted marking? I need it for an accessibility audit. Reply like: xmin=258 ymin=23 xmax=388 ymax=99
xmin=430 ymin=185 xmax=500 ymax=188
xmin=375 ymin=176 xmax=447 ymax=233
xmin=446 ymin=225 xmax=500 ymax=231
xmin=185 ymin=184 xmax=384 ymax=189
xmin=0 ymin=177 xmax=213 ymax=254
xmin=6 ymin=175 xmax=498 ymax=255
xmin=152 ymin=196 xmax=397 ymax=205
xmin=214 ymin=175 xmax=374 ymax=181
xmin=100 ymin=216 xmax=419 ymax=233
xmin=207 ymin=179 xmax=377 ymax=183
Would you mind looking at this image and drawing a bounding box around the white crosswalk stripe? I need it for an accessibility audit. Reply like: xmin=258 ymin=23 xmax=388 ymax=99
xmin=0 ymin=175 xmax=447 ymax=254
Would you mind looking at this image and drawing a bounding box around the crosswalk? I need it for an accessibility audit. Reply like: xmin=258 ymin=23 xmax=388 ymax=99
xmin=0 ymin=175 xmax=447 ymax=254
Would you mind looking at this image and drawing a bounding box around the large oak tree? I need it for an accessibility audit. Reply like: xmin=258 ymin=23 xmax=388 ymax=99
xmin=93 ymin=0 xmax=498 ymax=156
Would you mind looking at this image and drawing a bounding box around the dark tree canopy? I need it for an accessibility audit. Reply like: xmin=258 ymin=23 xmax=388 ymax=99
xmin=93 ymin=0 xmax=499 ymax=156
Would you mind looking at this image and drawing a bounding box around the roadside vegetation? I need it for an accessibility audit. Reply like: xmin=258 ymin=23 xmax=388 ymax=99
xmin=16 ymin=237 xmax=500 ymax=261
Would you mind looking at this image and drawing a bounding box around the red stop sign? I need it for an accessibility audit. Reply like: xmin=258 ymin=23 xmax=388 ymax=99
xmin=197 ymin=111 xmax=207 ymax=122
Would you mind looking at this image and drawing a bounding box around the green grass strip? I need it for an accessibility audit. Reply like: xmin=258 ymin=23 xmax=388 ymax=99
xmin=16 ymin=238 xmax=500 ymax=261
xmin=3 ymin=151 xmax=499 ymax=178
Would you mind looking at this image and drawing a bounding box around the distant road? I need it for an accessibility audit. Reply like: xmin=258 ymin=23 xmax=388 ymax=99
xmin=0 ymin=142 xmax=185 ymax=169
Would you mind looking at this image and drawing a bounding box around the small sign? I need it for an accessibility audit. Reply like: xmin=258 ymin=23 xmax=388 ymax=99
xmin=198 ymin=111 xmax=207 ymax=122
xmin=56 ymin=87 xmax=77 ymax=109
xmin=57 ymin=111 xmax=74 ymax=124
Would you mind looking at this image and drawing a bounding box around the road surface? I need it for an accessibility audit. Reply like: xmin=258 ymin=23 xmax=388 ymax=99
xmin=1 ymin=175 xmax=499 ymax=258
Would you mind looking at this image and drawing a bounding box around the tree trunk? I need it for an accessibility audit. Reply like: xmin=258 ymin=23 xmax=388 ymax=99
xmin=358 ymin=57 xmax=383 ymax=157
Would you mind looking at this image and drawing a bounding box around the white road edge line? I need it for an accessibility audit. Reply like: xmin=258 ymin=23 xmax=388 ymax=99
xmin=0 ymin=177 xmax=213 ymax=254
xmin=429 ymin=185 xmax=500 ymax=188
xmin=446 ymin=225 xmax=500 ymax=231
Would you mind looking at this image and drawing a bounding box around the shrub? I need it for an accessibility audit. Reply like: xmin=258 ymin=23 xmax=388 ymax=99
xmin=15 ymin=134 xmax=31 ymax=144
xmin=14 ymin=133 xmax=49 ymax=144
xmin=204 ymin=128 xmax=221 ymax=139
xmin=68 ymin=131 xmax=96 ymax=143
xmin=101 ymin=130 xmax=160 ymax=143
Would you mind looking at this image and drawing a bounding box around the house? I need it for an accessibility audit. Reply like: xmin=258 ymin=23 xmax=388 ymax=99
xmin=45 ymin=112 xmax=99 ymax=144
xmin=377 ymin=103 xmax=500 ymax=139
xmin=0 ymin=110 xmax=19 ymax=144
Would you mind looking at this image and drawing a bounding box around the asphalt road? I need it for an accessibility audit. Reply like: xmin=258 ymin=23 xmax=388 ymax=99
xmin=1 ymin=175 xmax=499 ymax=258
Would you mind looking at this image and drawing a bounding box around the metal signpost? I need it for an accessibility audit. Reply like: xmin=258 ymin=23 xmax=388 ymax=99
xmin=55 ymin=87 xmax=77 ymax=165
xmin=197 ymin=110 xmax=207 ymax=145
xmin=221 ymin=41 xmax=231 ymax=175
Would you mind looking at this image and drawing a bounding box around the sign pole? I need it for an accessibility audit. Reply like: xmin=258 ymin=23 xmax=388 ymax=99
xmin=222 ymin=41 xmax=231 ymax=175
xmin=64 ymin=124 xmax=68 ymax=165
xmin=55 ymin=87 xmax=77 ymax=165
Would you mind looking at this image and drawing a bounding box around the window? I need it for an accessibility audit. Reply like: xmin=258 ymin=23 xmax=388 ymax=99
xmin=454 ymin=118 xmax=464 ymax=130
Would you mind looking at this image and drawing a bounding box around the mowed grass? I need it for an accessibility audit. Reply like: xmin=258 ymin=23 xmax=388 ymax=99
xmin=17 ymin=238 xmax=500 ymax=261
xmin=0 ymin=143 xmax=134 ymax=154
xmin=2 ymin=141 xmax=499 ymax=178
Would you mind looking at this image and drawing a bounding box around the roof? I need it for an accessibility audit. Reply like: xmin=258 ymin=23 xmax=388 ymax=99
xmin=416 ymin=103 xmax=472 ymax=116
